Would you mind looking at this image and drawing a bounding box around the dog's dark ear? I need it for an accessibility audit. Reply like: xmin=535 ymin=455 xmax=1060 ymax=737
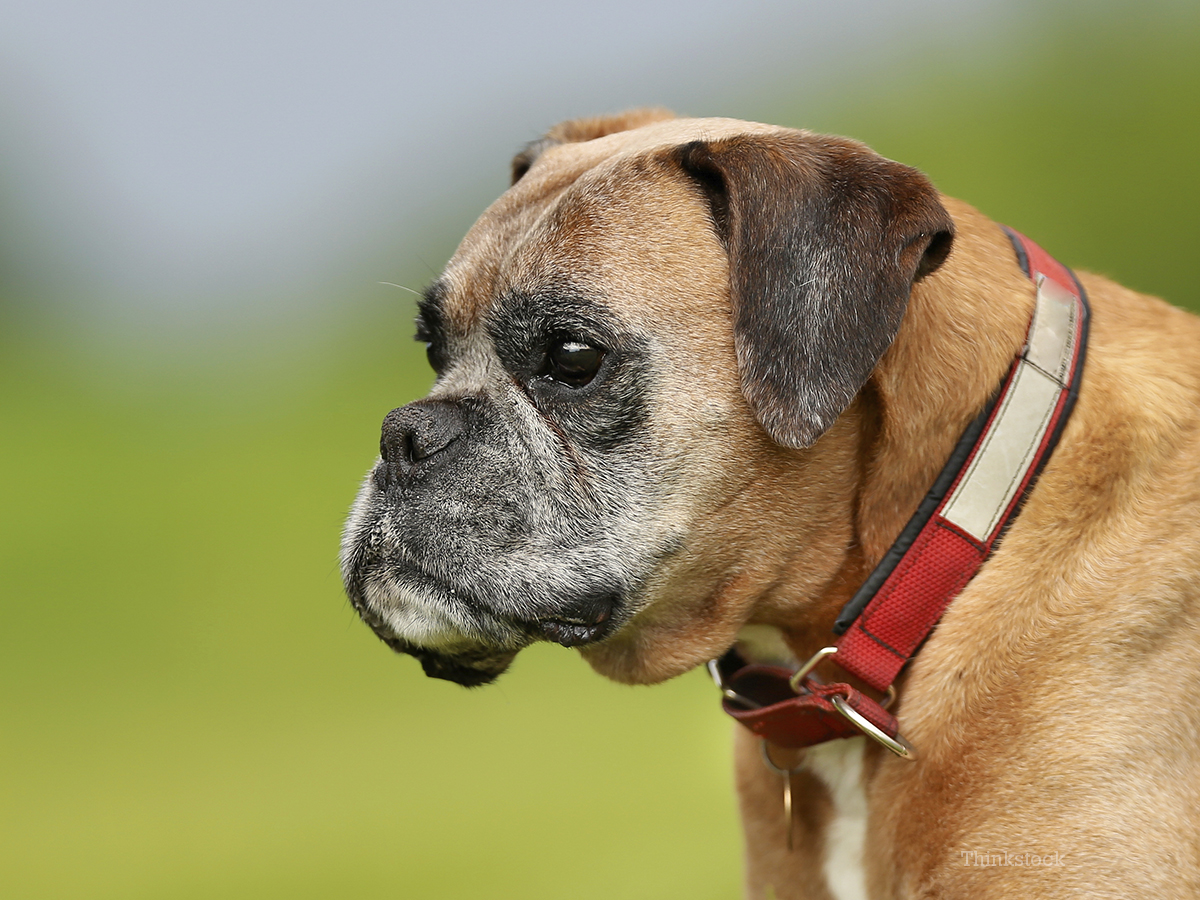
xmin=673 ymin=134 xmax=954 ymax=448
xmin=511 ymin=108 xmax=676 ymax=184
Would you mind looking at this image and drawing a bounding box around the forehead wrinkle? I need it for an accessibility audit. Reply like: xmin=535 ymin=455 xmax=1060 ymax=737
xmin=491 ymin=155 xmax=681 ymax=305
xmin=440 ymin=166 xmax=584 ymax=332
xmin=442 ymin=176 xmax=607 ymax=331
xmin=515 ymin=158 xmax=731 ymax=334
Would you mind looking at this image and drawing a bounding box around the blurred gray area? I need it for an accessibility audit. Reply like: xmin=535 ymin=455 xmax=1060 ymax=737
xmin=0 ymin=0 xmax=1016 ymax=334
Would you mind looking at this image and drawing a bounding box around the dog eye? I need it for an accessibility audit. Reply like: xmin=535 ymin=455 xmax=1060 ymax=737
xmin=543 ymin=339 xmax=605 ymax=387
xmin=414 ymin=316 xmax=446 ymax=373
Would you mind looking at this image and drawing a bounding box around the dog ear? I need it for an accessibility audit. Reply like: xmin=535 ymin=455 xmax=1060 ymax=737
xmin=511 ymin=108 xmax=675 ymax=184
xmin=672 ymin=134 xmax=954 ymax=449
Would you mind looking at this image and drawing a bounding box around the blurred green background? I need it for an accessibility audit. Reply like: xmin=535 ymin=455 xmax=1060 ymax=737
xmin=2 ymin=3 xmax=1198 ymax=898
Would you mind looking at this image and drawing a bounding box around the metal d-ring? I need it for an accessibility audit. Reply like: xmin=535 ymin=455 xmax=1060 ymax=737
xmin=830 ymin=694 xmax=917 ymax=760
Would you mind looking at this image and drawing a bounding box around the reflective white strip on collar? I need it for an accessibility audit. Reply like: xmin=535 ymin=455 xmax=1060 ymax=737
xmin=941 ymin=276 xmax=1080 ymax=543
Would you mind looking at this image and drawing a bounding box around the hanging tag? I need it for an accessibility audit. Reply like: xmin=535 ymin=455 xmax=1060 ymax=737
xmin=761 ymin=741 xmax=801 ymax=852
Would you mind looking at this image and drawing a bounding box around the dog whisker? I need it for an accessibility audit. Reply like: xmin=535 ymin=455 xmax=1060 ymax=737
xmin=378 ymin=281 xmax=423 ymax=296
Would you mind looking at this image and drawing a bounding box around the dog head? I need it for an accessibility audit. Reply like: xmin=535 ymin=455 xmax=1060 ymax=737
xmin=340 ymin=112 xmax=953 ymax=687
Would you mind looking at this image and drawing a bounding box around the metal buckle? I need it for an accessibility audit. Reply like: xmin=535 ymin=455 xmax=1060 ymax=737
xmin=788 ymin=646 xmax=839 ymax=691
xmin=705 ymin=658 xmax=762 ymax=710
xmin=830 ymin=695 xmax=917 ymax=760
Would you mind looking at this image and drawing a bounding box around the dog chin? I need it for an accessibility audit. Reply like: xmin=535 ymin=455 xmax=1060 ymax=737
xmin=390 ymin=638 xmax=520 ymax=687
xmin=373 ymin=619 xmax=619 ymax=686
xmin=355 ymin=599 xmax=523 ymax=686
xmin=350 ymin=570 xmax=626 ymax=685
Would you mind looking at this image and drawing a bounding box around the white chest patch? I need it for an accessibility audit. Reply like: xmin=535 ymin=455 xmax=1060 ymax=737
xmin=804 ymin=738 xmax=869 ymax=900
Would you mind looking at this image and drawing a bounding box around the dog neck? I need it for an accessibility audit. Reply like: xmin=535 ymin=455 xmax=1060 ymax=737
xmin=862 ymin=202 xmax=1036 ymax=556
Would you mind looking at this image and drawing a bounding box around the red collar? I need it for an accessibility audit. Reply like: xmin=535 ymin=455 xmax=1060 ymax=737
xmin=710 ymin=229 xmax=1090 ymax=759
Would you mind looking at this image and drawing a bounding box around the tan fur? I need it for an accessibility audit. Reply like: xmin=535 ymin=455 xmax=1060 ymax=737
xmin=436 ymin=112 xmax=1200 ymax=897
xmin=542 ymin=107 xmax=676 ymax=145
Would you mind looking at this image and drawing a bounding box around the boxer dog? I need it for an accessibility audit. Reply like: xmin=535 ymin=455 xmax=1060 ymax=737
xmin=340 ymin=110 xmax=1200 ymax=898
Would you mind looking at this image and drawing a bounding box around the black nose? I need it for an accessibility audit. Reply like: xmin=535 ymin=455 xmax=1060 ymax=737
xmin=378 ymin=400 xmax=466 ymax=485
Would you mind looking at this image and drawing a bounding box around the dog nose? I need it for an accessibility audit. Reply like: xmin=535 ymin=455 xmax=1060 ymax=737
xmin=378 ymin=401 xmax=466 ymax=483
